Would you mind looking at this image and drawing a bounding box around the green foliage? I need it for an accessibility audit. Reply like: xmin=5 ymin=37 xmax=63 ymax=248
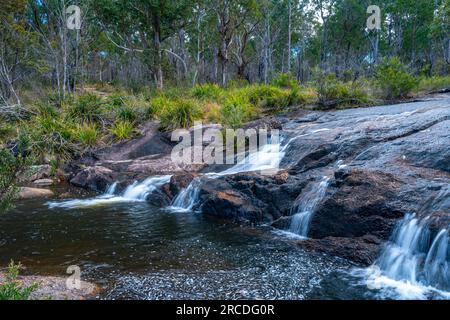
xmin=73 ymin=123 xmax=99 ymax=148
xmin=271 ymin=73 xmax=299 ymax=89
xmin=220 ymin=94 xmax=255 ymax=129
xmin=67 ymin=93 xmax=104 ymax=122
xmin=375 ymin=57 xmax=420 ymax=99
xmin=160 ymin=99 xmax=203 ymax=129
xmin=0 ymin=261 xmax=38 ymax=300
xmin=247 ymin=85 xmax=293 ymax=110
xmin=116 ymin=106 xmax=137 ymax=123
xmin=109 ymin=121 xmax=134 ymax=140
xmin=0 ymin=143 xmax=31 ymax=212
xmin=316 ymin=73 xmax=372 ymax=108
xmin=191 ymin=83 xmax=223 ymax=100
xmin=147 ymin=96 xmax=175 ymax=119
xmin=0 ymin=124 xmax=15 ymax=144
xmin=25 ymin=115 xmax=75 ymax=160
xmin=417 ymin=76 xmax=450 ymax=93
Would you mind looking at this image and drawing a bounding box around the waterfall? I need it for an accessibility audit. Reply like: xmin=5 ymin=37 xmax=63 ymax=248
xmin=288 ymin=176 xmax=330 ymax=238
xmin=167 ymin=138 xmax=286 ymax=212
xmin=219 ymin=141 xmax=285 ymax=176
xmin=167 ymin=177 xmax=202 ymax=212
xmin=47 ymin=175 xmax=171 ymax=209
xmin=362 ymin=214 xmax=450 ymax=299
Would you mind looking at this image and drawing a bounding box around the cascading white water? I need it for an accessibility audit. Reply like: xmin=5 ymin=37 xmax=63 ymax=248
xmin=219 ymin=142 xmax=286 ymax=176
xmin=363 ymin=214 xmax=450 ymax=299
xmin=166 ymin=177 xmax=202 ymax=212
xmin=289 ymin=176 xmax=330 ymax=237
xmin=47 ymin=175 xmax=172 ymax=209
xmin=167 ymin=138 xmax=287 ymax=212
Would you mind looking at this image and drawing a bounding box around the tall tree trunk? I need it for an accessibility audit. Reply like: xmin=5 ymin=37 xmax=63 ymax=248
xmin=153 ymin=14 xmax=163 ymax=90
xmin=287 ymin=0 xmax=292 ymax=73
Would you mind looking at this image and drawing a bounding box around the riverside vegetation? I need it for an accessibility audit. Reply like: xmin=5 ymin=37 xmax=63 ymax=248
xmin=1 ymin=59 xmax=450 ymax=211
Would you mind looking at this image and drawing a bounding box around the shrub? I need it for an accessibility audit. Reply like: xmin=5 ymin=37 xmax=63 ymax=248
xmin=375 ymin=57 xmax=419 ymax=99
xmin=0 ymin=124 xmax=15 ymax=144
xmin=0 ymin=149 xmax=29 ymax=212
xmin=316 ymin=74 xmax=372 ymax=108
xmin=272 ymin=73 xmax=299 ymax=89
xmin=27 ymin=115 xmax=75 ymax=159
xmin=191 ymin=83 xmax=223 ymax=100
xmin=159 ymin=99 xmax=203 ymax=129
xmin=0 ymin=261 xmax=38 ymax=300
xmin=146 ymin=96 xmax=175 ymax=119
xmin=116 ymin=106 xmax=137 ymax=123
xmin=417 ymin=76 xmax=450 ymax=93
xmin=220 ymin=94 xmax=255 ymax=129
xmin=67 ymin=93 xmax=104 ymax=122
xmin=204 ymin=102 xmax=222 ymax=123
xmin=73 ymin=123 xmax=99 ymax=148
xmin=110 ymin=121 xmax=134 ymax=140
xmin=247 ymin=85 xmax=292 ymax=110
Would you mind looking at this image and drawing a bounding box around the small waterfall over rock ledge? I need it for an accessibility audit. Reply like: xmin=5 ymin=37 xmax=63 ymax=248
xmin=288 ymin=176 xmax=331 ymax=238
xmin=167 ymin=138 xmax=287 ymax=212
xmin=362 ymin=214 xmax=450 ymax=299
xmin=48 ymin=176 xmax=172 ymax=209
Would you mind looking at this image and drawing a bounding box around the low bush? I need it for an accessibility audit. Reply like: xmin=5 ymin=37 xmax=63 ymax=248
xmin=67 ymin=93 xmax=104 ymax=122
xmin=26 ymin=115 xmax=75 ymax=160
xmin=109 ymin=120 xmax=134 ymax=141
xmin=0 ymin=261 xmax=38 ymax=300
xmin=417 ymin=76 xmax=450 ymax=93
xmin=316 ymin=74 xmax=372 ymax=108
xmin=248 ymin=85 xmax=294 ymax=110
xmin=0 ymin=149 xmax=28 ymax=212
xmin=146 ymin=96 xmax=175 ymax=120
xmin=375 ymin=57 xmax=419 ymax=99
xmin=220 ymin=94 xmax=256 ymax=129
xmin=191 ymin=83 xmax=223 ymax=101
xmin=159 ymin=99 xmax=203 ymax=129
xmin=73 ymin=123 xmax=99 ymax=148
xmin=271 ymin=73 xmax=299 ymax=89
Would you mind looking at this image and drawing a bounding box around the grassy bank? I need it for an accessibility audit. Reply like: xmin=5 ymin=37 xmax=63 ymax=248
xmin=1 ymin=59 xmax=450 ymax=186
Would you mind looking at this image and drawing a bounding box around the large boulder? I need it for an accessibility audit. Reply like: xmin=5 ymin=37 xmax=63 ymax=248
xmin=70 ymin=166 xmax=116 ymax=192
xmin=308 ymin=169 xmax=407 ymax=240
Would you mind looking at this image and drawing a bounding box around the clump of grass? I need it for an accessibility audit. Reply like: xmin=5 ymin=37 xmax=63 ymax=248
xmin=0 ymin=261 xmax=38 ymax=300
xmin=146 ymin=96 xmax=175 ymax=120
xmin=271 ymin=73 xmax=299 ymax=89
xmin=25 ymin=115 xmax=75 ymax=160
xmin=159 ymin=99 xmax=203 ymax=129
xmin=67 ymin=93 xmax=104 ymax=122
xmin=247 ymin=84 xmax=292 ymax=110
xmin=220 ymin=94 xmax=256 ymax=129
xmin=0 ymin=124 xmax=15 ymax=144
xmin=191 ymin=83 xmax=223 ymax=100
xmin=73 ymin=123 xmax=99 ymax=148
xmin=110 ymin=121 xmax=134 ymax=141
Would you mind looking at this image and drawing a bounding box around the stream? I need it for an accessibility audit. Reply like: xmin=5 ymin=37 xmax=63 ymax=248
xmin=1 ymin=96 xmax=449 ymax=300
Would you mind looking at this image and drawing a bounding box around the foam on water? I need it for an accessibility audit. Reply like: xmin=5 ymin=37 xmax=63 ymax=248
xmin=47 ymin=176 xmax=172 ymax=209
xmin=357 ymin=214 xmax=450 ymax=300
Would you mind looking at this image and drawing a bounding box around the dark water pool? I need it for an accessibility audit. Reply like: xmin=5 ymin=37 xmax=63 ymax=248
xmin=0 ymin=199 xmax=381 ymax=299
